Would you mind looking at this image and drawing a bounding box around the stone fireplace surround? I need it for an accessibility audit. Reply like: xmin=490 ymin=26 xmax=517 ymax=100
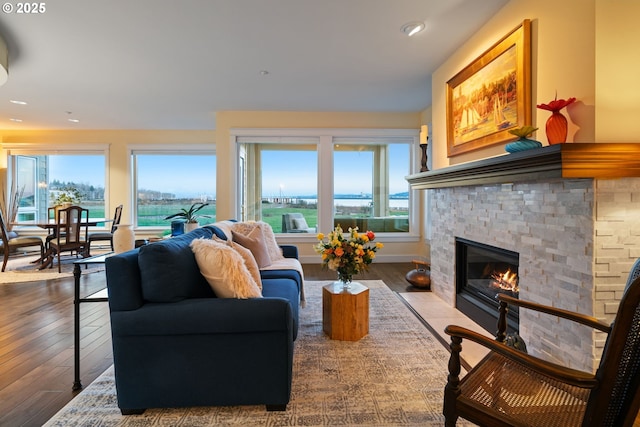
xmin=407 ymin=144 xmax=640 ymax=372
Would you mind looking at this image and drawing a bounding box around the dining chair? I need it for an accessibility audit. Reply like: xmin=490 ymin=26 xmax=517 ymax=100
xmin=0 ymin=210 xmax=45 ymax=272
xmin=49 ymin=205 xmax=89 ymax=272
xmin=443 ymin=259 xmax=640 ymax=427
xmin=45 ymin=206 xmax=59 ymax=249
xmin=86 ymin=204 xmax=122 ymax=256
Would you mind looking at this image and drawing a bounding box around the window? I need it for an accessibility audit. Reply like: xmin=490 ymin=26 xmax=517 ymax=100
xmin=132 ymin=149 xmax=216 ymax=228
xmin=236 ymin=130 xmax=417 ymax=236
xmin=8 ymin=150 xmax=107 ymax=224
xmin=238 ymin=139 xmax=318 ymax=233
xmin=333 ymin=142 xmax=410 ymax=233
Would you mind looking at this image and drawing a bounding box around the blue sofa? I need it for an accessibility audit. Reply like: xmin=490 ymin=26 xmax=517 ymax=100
xmin=105 ymin=226 xmax=302 ymax=415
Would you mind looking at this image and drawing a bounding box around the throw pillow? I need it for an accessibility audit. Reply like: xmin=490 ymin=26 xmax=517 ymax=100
xmin=292 ymin=217 xmax=309 ymax=230
xmin=210 ymin=220 xmax=234 ymax=240
xmin=213 ymin=236 xmax=262 ymax=290
xmin=232 ymin=227 xmax=272 ymax=268
xmin=138 ymin=227 xmax=215 ymax=302
xmin=232 ymin=221 xmax=284 ymax=262
xmin=190 ymin=238 xmax=262 ymax=299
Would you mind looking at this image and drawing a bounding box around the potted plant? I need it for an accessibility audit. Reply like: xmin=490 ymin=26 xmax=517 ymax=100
xmin=164 ymin=202 xmax=211 ymax=233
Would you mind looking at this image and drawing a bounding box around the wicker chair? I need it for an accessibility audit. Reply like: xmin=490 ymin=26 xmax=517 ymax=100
xmin=443 ymin=259 xmax=640 ymax=427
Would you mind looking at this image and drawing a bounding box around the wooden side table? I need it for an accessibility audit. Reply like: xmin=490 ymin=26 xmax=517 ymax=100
xmin=322 ymin=282 xmax=369 ymax=341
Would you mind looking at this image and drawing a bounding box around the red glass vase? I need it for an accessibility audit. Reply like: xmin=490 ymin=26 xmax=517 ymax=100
xmin=545 ymin=111 xmax=568 ymax=144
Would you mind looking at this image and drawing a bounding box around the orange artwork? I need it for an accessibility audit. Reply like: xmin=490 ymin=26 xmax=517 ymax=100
xmin=446 ymin=20 xmax=531 ymax=157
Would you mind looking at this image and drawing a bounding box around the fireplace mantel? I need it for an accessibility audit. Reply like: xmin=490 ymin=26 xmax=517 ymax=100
xmin=406 ymin=143 xmax=640 ymax=189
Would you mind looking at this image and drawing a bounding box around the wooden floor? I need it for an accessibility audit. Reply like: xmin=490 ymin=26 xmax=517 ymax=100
xmin=0 ymin=262 xmax=418 ymax=427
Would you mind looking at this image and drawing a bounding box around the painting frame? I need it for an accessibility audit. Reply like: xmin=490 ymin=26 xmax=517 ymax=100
xmin=446 ymin=19 xmax=531 ymax=157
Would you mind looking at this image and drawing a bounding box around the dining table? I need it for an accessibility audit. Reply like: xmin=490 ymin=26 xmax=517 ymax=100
xmin=34 ymin=218 xmax=112 ymax=269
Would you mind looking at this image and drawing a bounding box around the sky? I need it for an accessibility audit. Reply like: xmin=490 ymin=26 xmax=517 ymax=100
xmin=49 ymin=154 xmax=217 ymax=198
xmin=261 ymin=144 xmax=410 ymax=197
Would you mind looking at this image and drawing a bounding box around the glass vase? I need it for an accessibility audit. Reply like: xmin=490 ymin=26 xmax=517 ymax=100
xmin=336 ymin=271 xmax=353 ymax=290
xmin=545 ymin=111 xmax=568 ymax=144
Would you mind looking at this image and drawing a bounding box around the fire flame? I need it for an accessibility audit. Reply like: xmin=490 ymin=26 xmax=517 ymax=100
xmin=491 ymin=268 xmax=519 ymax=293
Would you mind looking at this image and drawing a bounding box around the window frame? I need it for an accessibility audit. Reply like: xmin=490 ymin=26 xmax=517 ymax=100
xmin=4 ymin=143 xmax=110 ymax=226
xmin=129 ymin=144 xmax=216 ymax=230
xmin=232 ymin=128 xmax=420 ymax=242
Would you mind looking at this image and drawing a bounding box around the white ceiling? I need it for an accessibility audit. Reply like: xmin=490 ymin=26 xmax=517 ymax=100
xmin=0 ymin=0 xmax=508 ymax=130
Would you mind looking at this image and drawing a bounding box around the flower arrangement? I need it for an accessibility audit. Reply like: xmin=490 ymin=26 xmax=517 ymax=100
xmin=314 ymin=224 xmax=384 ymax=285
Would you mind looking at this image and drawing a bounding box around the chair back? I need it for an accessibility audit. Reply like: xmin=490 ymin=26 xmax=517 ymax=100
xmin=584 ymin=272 xmax=640 ymax=426
xmin=110 ymin=204 xmax=123 ymax=233
xmin=56 ymin=205 xmax=89 ymax=246
xmin=626 ymin=257 xmax=640 ymax=290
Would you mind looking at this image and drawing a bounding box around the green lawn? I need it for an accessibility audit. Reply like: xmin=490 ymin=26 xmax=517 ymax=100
xmin=85 ymin=200 xmax=407 ymax=234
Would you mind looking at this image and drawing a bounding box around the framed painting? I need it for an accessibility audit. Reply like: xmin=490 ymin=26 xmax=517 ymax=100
xmin=446 ymin=19 xmax=531 ymax=157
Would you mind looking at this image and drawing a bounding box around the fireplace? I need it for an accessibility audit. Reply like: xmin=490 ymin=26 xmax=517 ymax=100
xmin=455 ymin=238 xmax=519 ymax=335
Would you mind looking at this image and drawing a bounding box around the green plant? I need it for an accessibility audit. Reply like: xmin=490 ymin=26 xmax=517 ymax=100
xmin=51 ymin=186 xmax=82 ymax=205
xmin=164 ymin=202 xmax=212 ymax=223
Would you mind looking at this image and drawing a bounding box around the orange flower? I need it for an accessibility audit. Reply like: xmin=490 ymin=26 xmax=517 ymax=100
xmin=335 ymin=247 xmax=344 ymax=257
xmin=366 ymin=231 xmax=375 ymax=241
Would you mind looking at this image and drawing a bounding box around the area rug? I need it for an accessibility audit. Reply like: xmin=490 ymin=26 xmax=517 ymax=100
xmin=0 ymin=252 xmax=107 ymax=284
xmin=44 ymin=280 xmax=473 ymax=426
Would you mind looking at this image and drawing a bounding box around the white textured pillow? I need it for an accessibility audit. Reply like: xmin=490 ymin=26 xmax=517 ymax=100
xmin=190 ymin=238 xmax=262 ymax=299
xmin=232 ymin=221 xmax=284 ymax=262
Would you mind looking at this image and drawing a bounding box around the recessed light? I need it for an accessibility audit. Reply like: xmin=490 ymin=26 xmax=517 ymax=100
xmin=10 ymin=99 xmax=27 ymax=105
xmin=259 ymin=70 xmax=269 ymax=76
xmin=10 ymin=118 xmax=23 ymax=122
xmin=68 ymin=118 xmax=80 ymax=123
xmin=401 ymin=21 xmax=425 ymax=37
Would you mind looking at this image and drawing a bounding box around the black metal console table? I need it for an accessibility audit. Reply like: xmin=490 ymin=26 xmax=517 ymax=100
xmin=72 ymin=252 xmax=113 ymax=391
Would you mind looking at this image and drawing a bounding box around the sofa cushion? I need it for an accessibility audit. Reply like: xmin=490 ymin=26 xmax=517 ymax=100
xmin=191 ymin=238 xmax=262 ymax=299
xmin=138 ymin=228 xmax=215 ymax=303
xmin=232 ymin=221 xmax=284 ymax=262
xmin=213 ymin=236 xmax=262 ymax=290
xmin=208 ymin=220 xmax=235 ymax=240
xmin=232 ymin=227 xmax=272 ymax=268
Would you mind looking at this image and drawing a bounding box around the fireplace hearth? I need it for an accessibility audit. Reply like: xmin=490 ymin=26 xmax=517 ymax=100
xmin=455 ymin=238 xmax=519 ymax=334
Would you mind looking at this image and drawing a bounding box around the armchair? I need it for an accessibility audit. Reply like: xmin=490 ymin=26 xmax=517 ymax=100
xmin=281 ymin=213 xmax=315 ymax=233
xmin=443 ymin=259 xmax=640 ymax=427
